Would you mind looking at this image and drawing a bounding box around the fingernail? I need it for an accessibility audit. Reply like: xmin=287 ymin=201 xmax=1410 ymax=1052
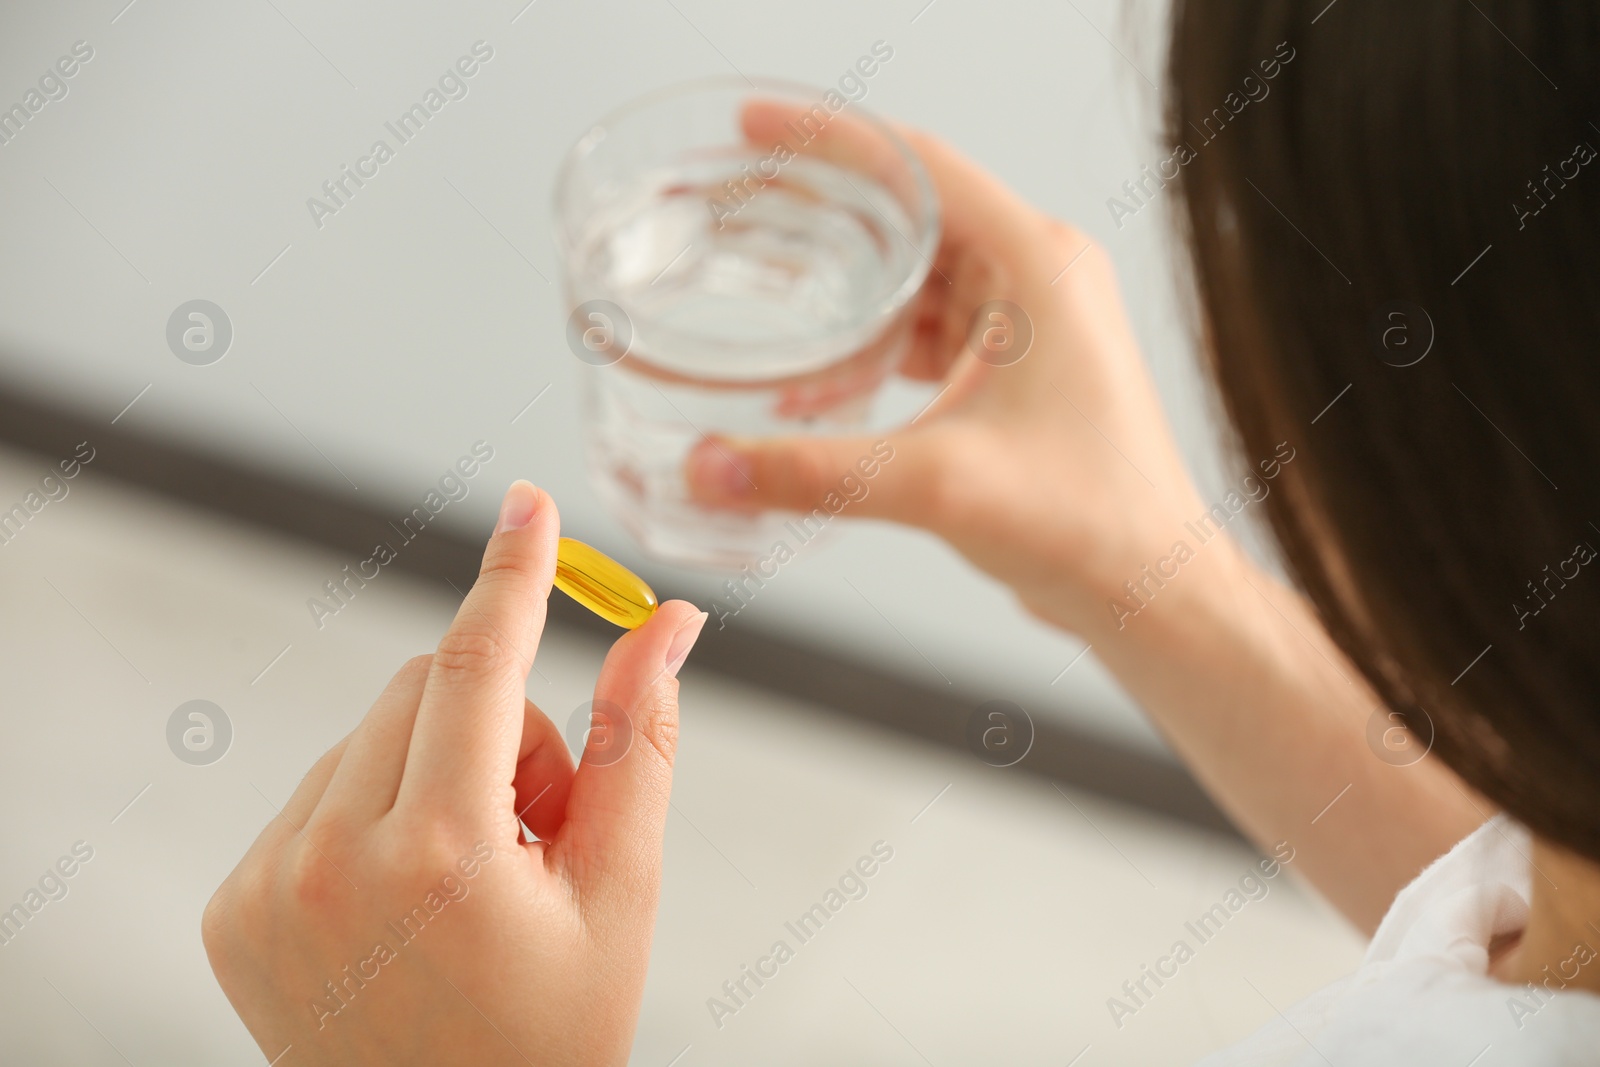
xmin=689 ymin=441 xmax=754 ymax=497
xmin=663 ymin=611 xmax=708 ymax=679
xmin=495 ymin=480 xmax=540 ymax=534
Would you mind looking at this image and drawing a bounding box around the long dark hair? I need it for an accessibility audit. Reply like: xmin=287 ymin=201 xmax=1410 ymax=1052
xmin=1167 ymin=1 xmax=1600 ymax=859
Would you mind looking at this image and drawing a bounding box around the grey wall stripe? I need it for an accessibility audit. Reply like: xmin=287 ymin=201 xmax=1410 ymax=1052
xmin=0 ymin=382 xmax=1234 ymax=836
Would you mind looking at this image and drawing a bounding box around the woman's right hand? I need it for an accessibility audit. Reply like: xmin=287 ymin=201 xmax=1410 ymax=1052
xmin=687 ymin=118 xmax=1218 ymax=639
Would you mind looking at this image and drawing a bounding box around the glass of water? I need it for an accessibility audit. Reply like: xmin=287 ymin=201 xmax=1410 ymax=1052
xmin=554 ymin=76 xmax=939 ymax=569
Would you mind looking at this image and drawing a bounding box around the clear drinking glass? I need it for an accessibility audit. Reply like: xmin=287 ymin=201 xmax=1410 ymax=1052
xmin=554 ymin=76 xmax=939 ymax=569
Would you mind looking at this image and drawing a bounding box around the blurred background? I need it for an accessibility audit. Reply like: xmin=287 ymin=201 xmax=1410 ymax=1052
xmin=0 ymin=0 xmax=1362 ymax=1063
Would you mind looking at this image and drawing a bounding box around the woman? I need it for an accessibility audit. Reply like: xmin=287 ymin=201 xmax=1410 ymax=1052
xmin=201 ymin=1 xmax=1600 ymax=1062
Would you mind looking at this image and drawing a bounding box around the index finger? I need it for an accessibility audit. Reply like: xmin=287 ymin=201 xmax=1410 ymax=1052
xmin=738 ymin=99 xmax=1043 ymax=264
xmin=739 ymin=98 xmax=909 ymax=194
xmin=396 ymin=480 xmax=558 ymax=826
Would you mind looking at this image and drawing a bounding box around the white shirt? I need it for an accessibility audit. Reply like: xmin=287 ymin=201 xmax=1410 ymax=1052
xmin=1198 ymin=816 xmax=1600 ymax=1066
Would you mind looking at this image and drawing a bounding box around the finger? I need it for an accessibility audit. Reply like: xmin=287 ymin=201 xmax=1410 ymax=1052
xmin=397 ymin=481 xmax=559 ymax=827
xmin=512 ymin=697 xmax=576 ymax=842
xmin=548 ymin=600 xmax=706 ymax=907
xmin=685 ymin=429 xmax=953 ymax=527
xmin=895 ymin=126 xmax=1060 ymax=271
xmin=274 ymin=735 xmax=350 ymax=834
xmin=314 ymin=655 xmax=432 ymax=824
xmin=739 ymin=99 xmax=908 ymax=191
xmin=739 ymin=101 xmax=1048 ymax=269
xmin=738 ymin=100 xmax=960 ymax=383
xmin=896 ymin=235 xmax=1010 ymax=384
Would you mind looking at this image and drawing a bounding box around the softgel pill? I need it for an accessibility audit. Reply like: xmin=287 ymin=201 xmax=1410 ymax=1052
xmin=552 ymin=538 xmax=658 ymax=629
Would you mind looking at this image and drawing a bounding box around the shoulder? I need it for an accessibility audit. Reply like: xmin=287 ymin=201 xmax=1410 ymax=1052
xmin=1196 ymin=817 xmax=1600 ymax=1066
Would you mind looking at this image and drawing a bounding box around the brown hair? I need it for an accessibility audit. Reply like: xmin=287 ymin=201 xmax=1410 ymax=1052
xmin=1166 ymin=1 xmax=1600 ymax=857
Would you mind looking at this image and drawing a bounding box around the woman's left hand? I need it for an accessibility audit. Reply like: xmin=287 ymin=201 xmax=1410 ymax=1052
xmin=202 ymin=481 xmax=706 ymax=1066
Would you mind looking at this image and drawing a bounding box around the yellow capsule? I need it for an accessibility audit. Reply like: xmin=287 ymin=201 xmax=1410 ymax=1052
xmin=553 ymin=537 xmax=659 ymax=629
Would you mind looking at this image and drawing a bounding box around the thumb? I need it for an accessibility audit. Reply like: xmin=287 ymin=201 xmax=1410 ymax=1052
xmin=684 ymin=431 xmax=945 ymax=528
xmin=550 ymin=600 xmax=706 ymax=909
